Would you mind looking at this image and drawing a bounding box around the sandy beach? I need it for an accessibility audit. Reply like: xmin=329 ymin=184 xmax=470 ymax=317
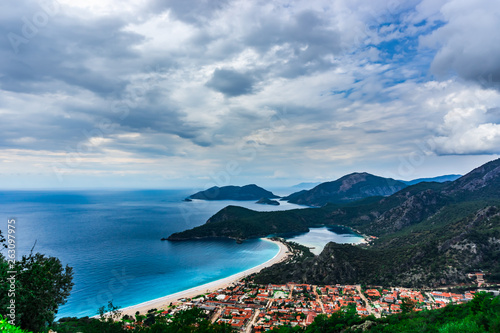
xmin=119 ymin=238 xmax=290 ymax=317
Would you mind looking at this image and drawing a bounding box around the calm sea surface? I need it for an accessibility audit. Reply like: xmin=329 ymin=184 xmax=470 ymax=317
xmin=0 ymin=189 xmax=360 ymax=318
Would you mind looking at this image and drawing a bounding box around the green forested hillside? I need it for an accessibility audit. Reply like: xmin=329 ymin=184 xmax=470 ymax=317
xmin=255 ymin=204 xmax=500 ymax=286
xmin=170 ymin=158 xmax=500 ymax=287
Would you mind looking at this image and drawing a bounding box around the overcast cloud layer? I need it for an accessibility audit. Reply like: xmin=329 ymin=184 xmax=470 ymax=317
xmin=1 ymin=0 xmax=499 ymax=189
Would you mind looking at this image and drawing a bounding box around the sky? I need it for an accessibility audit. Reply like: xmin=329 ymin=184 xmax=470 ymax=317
xmin=1 ymin=0 xmax=500 ymax=190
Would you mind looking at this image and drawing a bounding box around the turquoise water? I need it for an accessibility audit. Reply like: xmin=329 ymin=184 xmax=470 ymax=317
xmin=283 ymin=226 xmax=364 ymax=255
xmin=0 ymin=190 xmax=306 ymax=318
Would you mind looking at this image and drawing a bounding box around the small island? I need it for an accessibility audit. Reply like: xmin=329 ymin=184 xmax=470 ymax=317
xmin=256 ymin=197 xmax=280 ymax=206
xmin=187 ymin=184 xmax=280 ymax=201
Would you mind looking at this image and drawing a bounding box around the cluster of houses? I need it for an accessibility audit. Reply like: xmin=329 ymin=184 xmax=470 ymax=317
xmin=125 ymin=280 xmax=484 ymax=332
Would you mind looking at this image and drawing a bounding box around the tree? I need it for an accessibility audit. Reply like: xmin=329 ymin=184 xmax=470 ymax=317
xmin=0 ymin=251 xmax=74 ymax=332
xmin=401 ymin=297 xmax=416 ymax=314
xmin=143 ymin=313 xmax=155 ymax=326
xmin=147 ymin=308 xmax=233 ymax=333
xmin=98 ymin=301 xmax=123 ymax=322
xmin=0 ymin=230 xmax=6 ymax=250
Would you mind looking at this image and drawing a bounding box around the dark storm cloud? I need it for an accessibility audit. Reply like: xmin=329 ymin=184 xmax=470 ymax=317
xmin=206 ymin=69 xmax=256 ymax=97
xmin=101 ymin=86 xmax=203 ymax=136
xmin=117 ymin=106 xmax=204 ymax=140
xmin=0 ymin=96 xmax=209 ymax=153
xmin=0 ymin=0 xmax=211 ymax=153
xmin=421 ymin=0 xmax=500 ymax=91
xmin=0 ymin=1 xmax=144 ymax=97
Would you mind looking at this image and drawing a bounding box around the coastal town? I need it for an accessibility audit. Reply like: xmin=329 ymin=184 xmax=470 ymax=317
xmin=120 ymin=279 xmax=496 ymax=332
xmin=110 ymin=239 xmax=499 ymax=332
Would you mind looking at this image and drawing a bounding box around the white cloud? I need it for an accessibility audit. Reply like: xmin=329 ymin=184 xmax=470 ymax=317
xmin=429 ymin=86 xmax=500 ymax=154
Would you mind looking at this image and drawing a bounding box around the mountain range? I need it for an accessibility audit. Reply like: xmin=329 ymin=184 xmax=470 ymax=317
xmin=187 ymin=174 xmax=462 ymax=207
xmin=170 ymin=158 xmax=500 ymax=287
xmin=399 ymin=174 xmax=462 ymax=185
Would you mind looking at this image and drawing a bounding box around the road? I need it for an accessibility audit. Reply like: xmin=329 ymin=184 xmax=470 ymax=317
xmin=244 ymin=309 xmax=260 ymax=333
xmin=312 ymin=285 xmax=325 ymax=313
xmin=356 ymin=285 xmax=379 ymax=318
xmin=210 ymin=307 xmax=223 ymax=324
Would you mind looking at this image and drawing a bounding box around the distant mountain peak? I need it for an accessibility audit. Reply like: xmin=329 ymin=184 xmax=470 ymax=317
xmin=283 ymin=173 xmax=406 ymax=206
xmin=338 ymin=172 xmax=369 ymax=192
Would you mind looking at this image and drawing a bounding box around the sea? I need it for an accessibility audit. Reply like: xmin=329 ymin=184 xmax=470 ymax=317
xmin=0 ymin=189 xmax=363 ymax=318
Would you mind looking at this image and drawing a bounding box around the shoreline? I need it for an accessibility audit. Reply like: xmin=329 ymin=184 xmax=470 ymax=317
xmin=118 ymin=238 xmax=290 ymax=317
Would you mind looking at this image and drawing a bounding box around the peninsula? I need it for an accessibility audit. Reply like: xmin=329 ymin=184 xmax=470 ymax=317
xmin=256 ymin=197 xmax=280 ymax=205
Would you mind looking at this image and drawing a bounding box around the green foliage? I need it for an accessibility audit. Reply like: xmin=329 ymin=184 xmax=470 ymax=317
xmin=0 ymin=316 xmax=32 ymax=333
xmin=143 ymin=313 xmax=155 ymax=326
xmin=400 ymin=297 xmax=417 ymax=314
xmin=309 ymin=305 xmax=366 ymax=333
xmin=254 ymin=240 xmax=317 ymax=284
xmin=53 ymin=308 xmax=234 ymax=333
xmin=0 ymin=251 xmax=74 ymax=333
xmin=437 ymin=317 xmax=482 ymax=333
xmin=0 ymin=230 xmax=6 ymax=250
xmin=54 ymin=316 xmax=126 ymax=333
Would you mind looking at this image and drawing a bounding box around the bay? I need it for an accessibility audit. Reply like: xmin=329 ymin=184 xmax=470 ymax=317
xmin=282 ymin=226 xmax=364 ymax=255
xmin=0 ymin=189 xmax=363 ymax=319
xmin=0 ymin=189 xmax=305 ymax=318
